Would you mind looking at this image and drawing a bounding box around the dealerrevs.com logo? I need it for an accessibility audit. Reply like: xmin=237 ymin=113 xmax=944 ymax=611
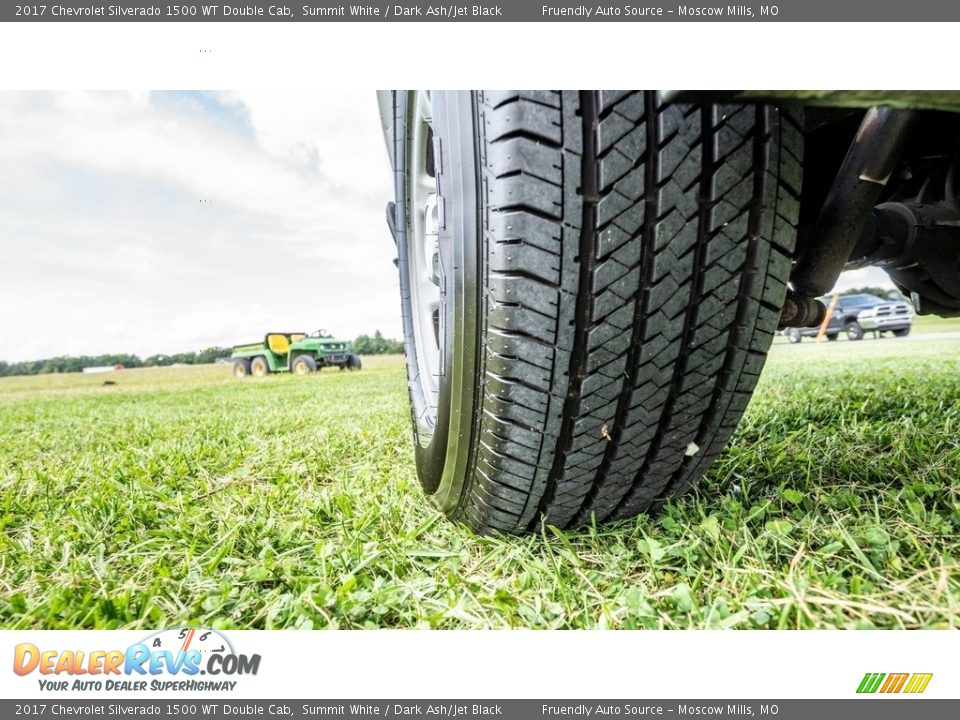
xmin=13 ymin=628 xmax=260 ymax=693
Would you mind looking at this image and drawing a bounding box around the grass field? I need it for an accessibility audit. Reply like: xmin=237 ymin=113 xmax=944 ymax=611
xmin=913 ymin=314 xmax=960 ymax=334
xmin=1 ymin=337 xmax=958 ymax=630
xmin=769 ymin=314 xmax=960 ymax=345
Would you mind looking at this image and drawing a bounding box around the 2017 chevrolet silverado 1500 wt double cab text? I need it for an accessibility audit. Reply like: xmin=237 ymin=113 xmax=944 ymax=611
xmin=379 ymin=91 xmax=960 ymax=534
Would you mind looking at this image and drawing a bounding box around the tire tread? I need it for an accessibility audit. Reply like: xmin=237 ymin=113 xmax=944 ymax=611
xmin=454 ymin=91 xmax=802 ymax=533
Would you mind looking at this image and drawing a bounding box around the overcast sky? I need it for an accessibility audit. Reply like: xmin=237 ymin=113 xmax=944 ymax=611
xmin=0 ymin=91 xmax=894 ymax=363
xmin=0 ymin=90 xmax=397 ymax=362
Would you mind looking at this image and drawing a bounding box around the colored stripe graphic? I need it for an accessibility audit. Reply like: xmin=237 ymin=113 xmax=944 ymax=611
xmin=904 ymin=673 xmax=934 ymax=694
xmin=857 ymin=672 xmax=932 ymax=694
xmin=857 ymin=673 xmax=885 ymax=693
xmin=880 ymin=673 xmax=907 ymax=693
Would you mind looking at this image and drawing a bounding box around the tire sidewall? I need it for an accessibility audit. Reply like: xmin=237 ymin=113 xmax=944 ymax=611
xmin=395 ymin=91 xmax=480 ymax=510
xmin=252 ymin=357 xmax=269 ymax=376
xmin=846 ymin=321 xmax=864 ymax=340
xmin=293 ymin=355 xmax=315 ymax=375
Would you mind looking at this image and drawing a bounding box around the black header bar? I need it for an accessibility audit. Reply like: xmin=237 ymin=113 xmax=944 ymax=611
xmin=5 ymin=0 xmax=960 ymax=22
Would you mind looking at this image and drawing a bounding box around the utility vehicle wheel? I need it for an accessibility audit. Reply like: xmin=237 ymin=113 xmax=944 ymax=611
xmin=251 ymin=356 xmax=270 ymax=377
xmin=846 ymin=321 xmax=865 ymax=341
xmin=348 ymin=354 xmax=362 ymax=370
xmin=393 ymin=90 xmax=802 ymax=533
xmin=786 ymin=328 xmax=802 ymax=344
xmin=827 ymin=333 xmax=839 ymax=341
xmin=233 ymin=359 xmax=251 ymax=378
xmin=293 ymin=354 xmax=317 ymax=375
xmin=893 ymin=327 xmax=911 ymax=337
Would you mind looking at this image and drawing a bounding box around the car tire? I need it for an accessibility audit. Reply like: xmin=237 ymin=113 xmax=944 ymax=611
xmin=233 ymin=359 xmax=251 ymax=378
xmin=846 ymin=321 xmax=865 ymax=341
xmin=292 ymin=354 xmax=317 ymax=375
xmin=251 ymin=356 xmax=270 ymax=377
xmin=394 ymin=90 xmax=802 ymax=533
xmin=826 ymin=332 xmax=839 ymax=341
xmin=787 ymin=328 xmax=802 ymax=344
xmin=348 ymin=354 xmax=362 ymax=370
xmin=893 ymin=327 xmax=911 ymax=337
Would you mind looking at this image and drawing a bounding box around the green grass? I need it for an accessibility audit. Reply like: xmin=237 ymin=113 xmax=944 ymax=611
xmin=1 ymin=341 xmax=958 ymax=630
xmin=912 ymin=314 xmax=960 ymax=334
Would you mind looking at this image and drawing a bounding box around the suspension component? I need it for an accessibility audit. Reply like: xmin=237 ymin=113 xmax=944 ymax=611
xmin=790 ymin=107 xmax=921 ymax=299
xmin=779 ymin=292 xmax=827 ymax=329
xmin=849 ymin=200 xmax=960 ymax=316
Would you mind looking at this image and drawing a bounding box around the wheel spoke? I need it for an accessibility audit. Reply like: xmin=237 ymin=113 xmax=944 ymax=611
xmin=405 ymin=90 xmax=445 ymax=440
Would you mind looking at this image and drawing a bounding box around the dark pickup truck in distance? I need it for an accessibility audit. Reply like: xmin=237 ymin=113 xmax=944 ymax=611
xmin=785 ymin=294 xmax=915 ymax=342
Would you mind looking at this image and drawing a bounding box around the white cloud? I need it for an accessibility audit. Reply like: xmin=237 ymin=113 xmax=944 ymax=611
xmin=832 ymin=267 xmax=896 ymax=293
xmin=0 ymin=91 xmax=399 ymax=362
xmin=0 ymin=90 xmax=900 ymax=364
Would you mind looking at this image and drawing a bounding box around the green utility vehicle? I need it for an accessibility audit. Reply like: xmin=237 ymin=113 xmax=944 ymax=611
xmin=231 ymin=330 xmax=361 ymax=378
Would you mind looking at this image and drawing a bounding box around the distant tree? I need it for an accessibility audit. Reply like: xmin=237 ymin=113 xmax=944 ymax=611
xmin=353 ymin=330 xmax=404 ymax=355
xmin=840 ymin=286 xmax=899 ymax=299
xmin=143 ymin=354 xmax=172 ymax=367
xmin=0 ymin=346 xmax=235 ymax=378
xmin=196 ymin=346 xmax=233 ymax=364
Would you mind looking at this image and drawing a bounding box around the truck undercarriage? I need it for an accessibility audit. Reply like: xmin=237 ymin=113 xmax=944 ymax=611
xmin=671 ymin=91 xmax=960 ymax=326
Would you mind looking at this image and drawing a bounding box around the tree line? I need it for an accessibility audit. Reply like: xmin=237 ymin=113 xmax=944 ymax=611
xmin=0 ymin=331 xmax=406 ymax=377
xmin=351 ymin=330 xmax=404 ymax=355
xmin=0 ymin=347 xmax=235 ymax=378
xmin=839 ymin=286 xmax=908 ymax=300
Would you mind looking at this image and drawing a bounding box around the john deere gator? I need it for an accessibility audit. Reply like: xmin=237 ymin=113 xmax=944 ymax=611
xmin=231 ymin=330 xmax=361 ymax=377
